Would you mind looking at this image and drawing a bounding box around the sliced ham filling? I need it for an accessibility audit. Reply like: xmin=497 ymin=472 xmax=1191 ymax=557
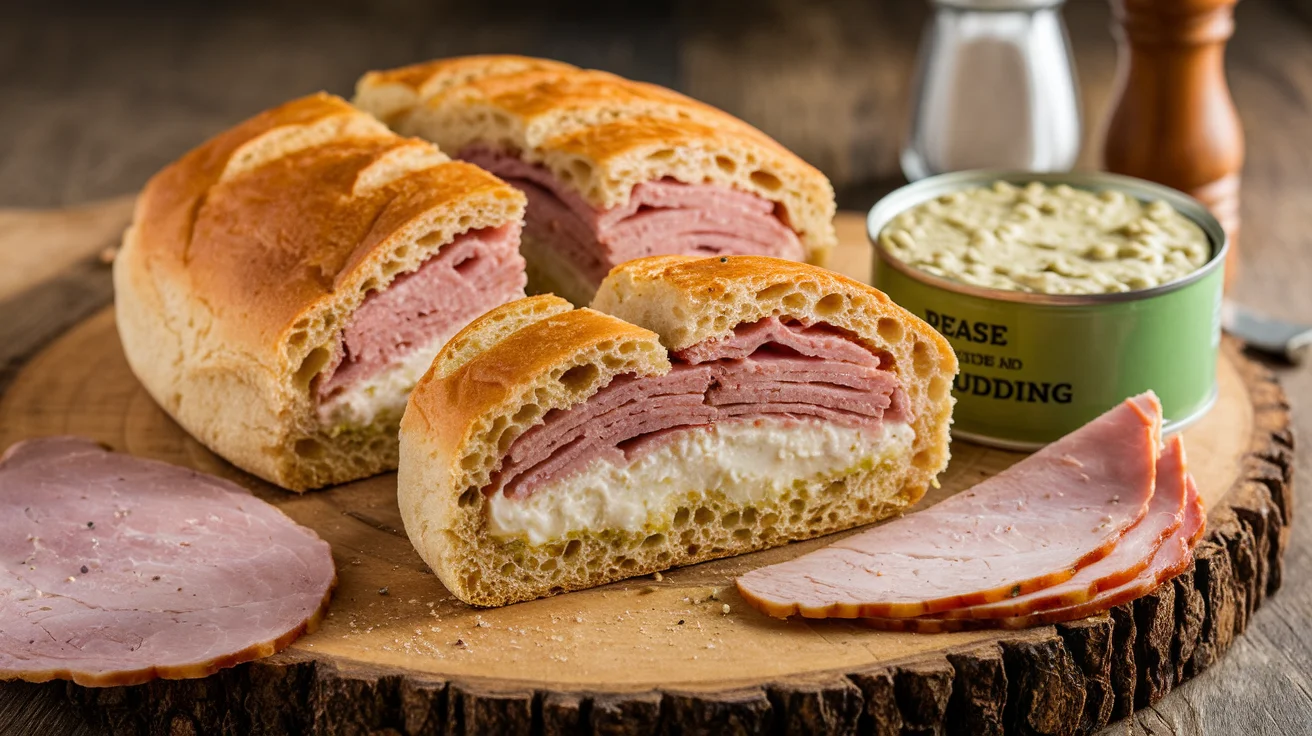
xmin=316 ymin=223 xmax=526 ymax=425
xmin=459 ymin=146 xmax=805 ymax=290
xmin=488 ymin=317 xmax=908 ymax=501
xmin=734 ymin=394 xmax=1163 ymax=619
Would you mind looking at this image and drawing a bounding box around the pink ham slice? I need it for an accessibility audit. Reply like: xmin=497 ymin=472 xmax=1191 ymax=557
xmin=0 ymin=437 xmax=335 ymax=687
xmin=861 ymin=435 xmax=1192 ymax=629
xmin=859 ymin=475 xmax=1205 ymax=633
xmin=318 ymin=222 xmax=526 ymax=403
xmin=460 ymin=146 xmax=804 ymax=286
xmin=489 ymin=317 xmax=907 ymax=500
xmin=735 ymin=393 xmax=1163 ymax=619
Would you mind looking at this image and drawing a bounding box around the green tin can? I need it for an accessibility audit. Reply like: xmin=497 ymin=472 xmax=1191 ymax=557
xmin=868 ymin=170 xmax=1227 ymax=450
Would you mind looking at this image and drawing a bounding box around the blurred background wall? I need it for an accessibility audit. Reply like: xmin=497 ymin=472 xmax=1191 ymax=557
xmin=0 ymin=0 xmax=1307 ymax=210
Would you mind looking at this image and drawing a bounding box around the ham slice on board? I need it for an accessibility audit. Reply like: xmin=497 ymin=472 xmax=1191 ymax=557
xmin=859 ymin=475 xmax=1205 ymax=633
xmin=735 ymin=393 xmax=1163 ymax=619
xmin=0 ymin=437 xmax=336 ymax=687
xmin=925 ymin=434 xmax=1190 ymax=620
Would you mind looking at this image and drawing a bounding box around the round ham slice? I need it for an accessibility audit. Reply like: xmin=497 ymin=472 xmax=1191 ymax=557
xmin=0 ymin=437 xmax=335 ymax=687
xmin=859 ymin=475 xmax=1205 ymax=633
xmin=735 ymin=393 xmax=1163 ymax=619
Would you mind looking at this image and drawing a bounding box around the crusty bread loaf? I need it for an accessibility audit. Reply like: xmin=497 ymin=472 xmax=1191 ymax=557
xmin=115 ymin=93 xmax=527 ymax=491
xmin=353 ymin=55 xmax=837 ymax=263
xmin=399 ymin=256 xmax=957 ymax=606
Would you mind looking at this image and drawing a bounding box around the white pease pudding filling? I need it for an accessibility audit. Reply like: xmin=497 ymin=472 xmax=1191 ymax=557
xmin=487 ymin=419 xmax=915 ymax=545
xmin=318 ymin=330 xmax=454 ymax=433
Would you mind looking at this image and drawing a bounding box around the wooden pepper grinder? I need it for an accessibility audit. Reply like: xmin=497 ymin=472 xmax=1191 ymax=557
xmin=1102 ymin=0 xmax=1244 ymax=284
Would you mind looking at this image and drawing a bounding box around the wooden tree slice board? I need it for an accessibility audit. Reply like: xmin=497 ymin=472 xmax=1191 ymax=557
xmin=0 ymin=213 xmax=1293 ymax=736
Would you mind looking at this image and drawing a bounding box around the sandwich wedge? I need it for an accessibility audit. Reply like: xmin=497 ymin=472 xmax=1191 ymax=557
xmin=114 ymin=93 xmax=528 ymax=491
xmin=354 ymin=55 xmax=837 ymax=305
xmin=398 ymin=255 xmax=957 ymax=606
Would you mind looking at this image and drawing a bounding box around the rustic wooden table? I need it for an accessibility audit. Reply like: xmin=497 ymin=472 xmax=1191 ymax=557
xmin=0 ymin=1 xmax=1307 ymax=734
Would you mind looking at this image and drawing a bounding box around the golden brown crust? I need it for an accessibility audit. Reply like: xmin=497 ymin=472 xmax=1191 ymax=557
xmin=353 ymin=55 xmax=837 ymax=259
xmin=116 ymin=93 xmax=526 ymax=490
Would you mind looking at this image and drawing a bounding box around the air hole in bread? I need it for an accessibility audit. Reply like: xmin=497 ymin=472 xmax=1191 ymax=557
xmin=294 ymin=347 xmax=332 ymax=389
xmin=742 ymin=507 xmax=758 ymax=525
xmin=500 ymin=562 xmax=515 ymax=576
xmin=673 ymin=507 xmax=690 ymax=527
xmin=721 ymin=511 xmax=740 ymax=528
xmin=647 ymin=148 xmax=676 ymax=162
xmin=540 ymin=558 xmax=558 ymax=572
xmin=913 ymin=449 xmax=932 ymax=469
xmin=694 ymin=507 xmax=714 ymax=525
xmin=815 ymin=293 xmax=845 ymax=317
xmin=393 ymin=245 xmax=411 ymax=259
xmin=733 ymin=528 xmax=752 ymax=541
xmin=756 ymin=283 xmax=790 ymax=301
xmin=602 ymin=355 xmax=624 ymax=369
xmin=686 ymin=544 xmax=700 ymax=555
xmin=877 ymin=317 xmax=904 ymax=344
xmin=461 ymin=453 xmax=481 ymax=471
xmin=619 ymin=558 xmax=637 ymax=571
xmin=513 ymin=403 xmax=541 ymax=424
xmin=563 ymin=539 xmax=582 ymax=559
xmin=912 ymin=340 xmax=934 ymax=377
xmin=458 ymin=215 xmax=472 ymax=229
xmin=715 ymin=155 xmax=737 ymax=174
xmin=761 ymin=512 xmax=778 ymax=528
xmin=618 ymin=341 xmax=637 ymax=355
xmin=789 ymin=499 xmax=806 ymax=513
xmin=568 ymin=159 xmax=592 ymax=186
xmin=382 ymin=259 xmax=404 ymax=277
xmin=288 ymin=330 xmax=308 ymax=348
xmin=782 ymin=293 xmax=808 ymax=311
xmin=464 ymin=570 xmax=482 ymax=590
xmin=559 ymin=363 xmax=599 ymax=392
xmin=680 ymin=529 xmax=695 ymax=545
xmin=294 ymin=438 xmax=325 ymax=460
xmin=458 ymin=487 xmax=480 ymax=508
xmin=750 ymin=169 xmax=783 ymax=192
xmin=643 ymin=533 xmax=665 ymax=549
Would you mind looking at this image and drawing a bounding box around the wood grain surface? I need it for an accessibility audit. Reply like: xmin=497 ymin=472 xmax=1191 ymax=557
xmin=0 ymin=0 xmax=1309 ymax=734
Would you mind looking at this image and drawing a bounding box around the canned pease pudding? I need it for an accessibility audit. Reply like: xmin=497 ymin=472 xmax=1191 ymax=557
xmin=868 ymin=170 xmax=1226 ymax=450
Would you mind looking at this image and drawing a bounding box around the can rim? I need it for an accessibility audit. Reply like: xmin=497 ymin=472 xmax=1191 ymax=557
xmin=866 ymin=170 xmax=1230 ymax=306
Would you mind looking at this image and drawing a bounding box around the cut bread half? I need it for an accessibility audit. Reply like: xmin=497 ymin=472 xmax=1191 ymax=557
xmin=398 ymin=255 xmax=957 ymax=606
xmin=114 ymin=93 xmax=528 ymax=491
xmin=354 ymin=55 xmax=837 ymax=304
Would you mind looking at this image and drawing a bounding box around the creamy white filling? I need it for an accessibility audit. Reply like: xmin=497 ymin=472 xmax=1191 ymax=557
xmin=318 ymin=330 xmax=454 ymax=432
xmin=487 ymin=419 xmax=915 ymax=545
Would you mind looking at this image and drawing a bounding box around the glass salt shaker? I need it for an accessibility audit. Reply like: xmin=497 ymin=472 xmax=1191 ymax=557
xmin=901 ymin=0 xmax=1082 ymax=180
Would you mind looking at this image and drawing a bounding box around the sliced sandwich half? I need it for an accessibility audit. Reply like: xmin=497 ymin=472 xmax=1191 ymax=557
xmin=354 ymin=55 xmax=837 ymax=305
xmin=398 ymin=255 xmax=957 ymax=606
xmin=115 ymin=93 xmax=528 ymax=490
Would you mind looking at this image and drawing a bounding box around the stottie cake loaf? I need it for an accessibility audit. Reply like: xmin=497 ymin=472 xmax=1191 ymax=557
xmin=115 ymin=93 xmax=528 ymax=491
xmin=398 ymin=256 xmax=957 ymax=606
xmin=353 ymin=56 xmax=838 ymax=305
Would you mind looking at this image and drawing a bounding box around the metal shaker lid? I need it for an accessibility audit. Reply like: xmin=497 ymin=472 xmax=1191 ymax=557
xmin=932 ymin=0 xmax=1065 ymax=10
